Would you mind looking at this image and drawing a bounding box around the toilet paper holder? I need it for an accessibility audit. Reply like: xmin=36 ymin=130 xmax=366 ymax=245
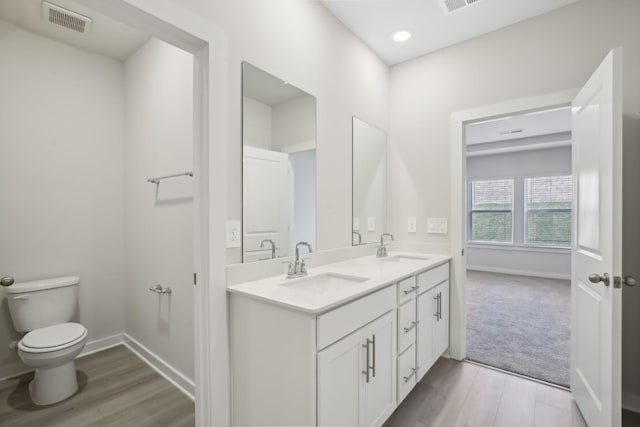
xmin=149 ymin=284 xmax=172 ymax=295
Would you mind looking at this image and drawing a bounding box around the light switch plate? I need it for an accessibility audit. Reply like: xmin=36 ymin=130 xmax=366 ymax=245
xmin=353 ymin=217 xmax=360 ymax=231
xmin=427 ymin=218 xmax=448 ymax=234
xmin=407 ymin=217 xmax=417 ymax=233
xmin=226 ymin=220 xmax=241 ymax=248
xmin=367 ymin=217 xmax=376 ymax=232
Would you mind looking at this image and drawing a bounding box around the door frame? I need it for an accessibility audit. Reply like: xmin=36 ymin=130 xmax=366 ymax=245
xmin=77 ymin=1 xmax=229 ymax=426
xmin=448 ymin=89 xmax=578 ymax=360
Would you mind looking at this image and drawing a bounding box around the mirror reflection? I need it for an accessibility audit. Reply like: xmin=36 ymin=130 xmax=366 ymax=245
xmin=242 ymin=63 xmax=317 ymax=262
xmin=352 ymin=117 xmax=387 ymax=245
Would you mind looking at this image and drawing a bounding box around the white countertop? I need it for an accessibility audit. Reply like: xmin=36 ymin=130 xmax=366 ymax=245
xmin=226 ymin=252 xmax=451 ymax=315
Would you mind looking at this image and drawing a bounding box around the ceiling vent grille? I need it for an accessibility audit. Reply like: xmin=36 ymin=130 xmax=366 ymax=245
xmin=42 ymin=2 xmax=92 ymax=34
xmin=441 ymin=0 xmax=484 ymax=15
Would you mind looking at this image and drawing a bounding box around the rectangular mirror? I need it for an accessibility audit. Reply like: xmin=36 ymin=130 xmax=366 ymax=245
xmin=242 ymin=62 xmax=317 ymax=262
xmin=352 ymin=117 xmax=387 ymax=245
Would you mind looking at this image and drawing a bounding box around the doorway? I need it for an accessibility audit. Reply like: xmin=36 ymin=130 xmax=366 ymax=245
xmin=0 ymin=1 xmax=220 ymax=425
xmin=463 ymin=107 xmax=572 ymax=387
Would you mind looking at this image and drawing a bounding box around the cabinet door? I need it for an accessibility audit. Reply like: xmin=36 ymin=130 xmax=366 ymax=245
xmin=318 ymin=328 xmax=365 ymax=427
xmin=434 ymin=281 xmax=449 ymax=357
xmin=363 ymin=310 xmax=396 ymax=427
xmin=416 ymin=288 xmax=436 ymax=380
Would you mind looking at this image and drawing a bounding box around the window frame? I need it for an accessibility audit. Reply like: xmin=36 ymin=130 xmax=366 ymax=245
xmin=467 ymin=178 xmax=515 ymax=245
xmin=523 ymin=174 xmax=573 ymax=248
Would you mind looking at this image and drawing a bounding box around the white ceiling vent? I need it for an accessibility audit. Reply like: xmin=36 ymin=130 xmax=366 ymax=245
xmin=440 ymin=0 xmax=484 ymax=15
xmin=42 ymin=2 xmax=92 ymax=34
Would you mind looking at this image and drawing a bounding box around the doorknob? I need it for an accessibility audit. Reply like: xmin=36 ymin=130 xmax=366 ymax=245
xmin=588 ymin=273 xmax=610 ymax=286
xmin=623 ymin=276 xmax=638 ymax=287
xmin=0 ymin=276 xmax=14 ymax=287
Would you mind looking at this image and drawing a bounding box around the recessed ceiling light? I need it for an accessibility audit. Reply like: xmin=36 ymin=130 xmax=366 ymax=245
xmin=391 ymin=30 xmax=412 ymax=43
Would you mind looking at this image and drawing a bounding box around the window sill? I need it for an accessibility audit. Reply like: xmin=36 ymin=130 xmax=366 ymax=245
xmin=467 ymin=242 xmax=570 ymax=254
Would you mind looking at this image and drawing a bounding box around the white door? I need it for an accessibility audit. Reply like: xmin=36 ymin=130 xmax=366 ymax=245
xmin=363 ymin=311 xmax=396 ymax=427
xmin=434 ymin=281 xmax=449 ymax=357
xmin=416 ymin=290 xmax=435 ymax=380
xmin=571 ymin=48 xmax=623 ymax=427
xmin=243 ymin=146 xmax=290 ymax=261
xmin=317 ymin=328 xmax=364 ymax=427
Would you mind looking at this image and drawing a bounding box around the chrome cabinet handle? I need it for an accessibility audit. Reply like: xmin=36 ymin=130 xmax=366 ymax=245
xmin=403 ymin=367 xmax=418 ymax=383
xmin=1 ymin=276 xmax=14 ymax=287
xmin=371 ymin=334 xmax=376 ymax=378
xmin=362 ymin=337 xmax=373 ymax=383
xmin=438 ymin=292 xmax=442 ymax=321
xmin=403 ymin=321 xmax=419 ymax=333
xmin=149 ymin=284 xmax=172 ymax=294
xmin=403 ymin=286 xmax=418 ymax=295
xmin=589 ymin=273 xmax=610 ymax=286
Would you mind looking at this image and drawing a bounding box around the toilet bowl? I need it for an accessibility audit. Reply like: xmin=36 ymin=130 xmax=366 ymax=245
xmin=6 ymin=276 xmax=87 ymax=406
xmin=17 ymin=322 xmax=88 ymax=405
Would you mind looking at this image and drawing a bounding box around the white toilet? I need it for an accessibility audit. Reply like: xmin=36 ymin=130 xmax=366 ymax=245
xmin=7 ymin=276 xmax=87 ymax=406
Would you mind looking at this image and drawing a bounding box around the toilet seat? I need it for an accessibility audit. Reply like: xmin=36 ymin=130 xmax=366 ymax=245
xmin=19 ymin=323 xmax=87 ymax=354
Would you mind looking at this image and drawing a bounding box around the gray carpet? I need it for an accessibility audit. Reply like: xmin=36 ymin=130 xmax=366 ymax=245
xmin=466 ymin=270 xmax=570 ymax=387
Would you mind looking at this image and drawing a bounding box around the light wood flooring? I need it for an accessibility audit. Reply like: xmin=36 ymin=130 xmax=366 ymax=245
xmin=383 ymin=357 xmax=587 ymax=427
xmin=0 ymin=345 xmax=194 ymax=427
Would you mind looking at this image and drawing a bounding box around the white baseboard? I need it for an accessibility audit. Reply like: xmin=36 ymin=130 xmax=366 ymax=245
xmin=467 ymin=265 xmax=571 ymax=281
xmin=123 ymin=334 xmax=195 ymax=401
xmin=0 ymin=333 xmax=125 ymax=382
xmin=623 ymin=392 xmax=640 ymax=414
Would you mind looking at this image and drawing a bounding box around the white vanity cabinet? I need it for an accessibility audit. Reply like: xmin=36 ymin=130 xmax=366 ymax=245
xmin=318 ymin=310 xmax=396 ymax=427
xmin=397 ymin=262 xmax=450 ymax=403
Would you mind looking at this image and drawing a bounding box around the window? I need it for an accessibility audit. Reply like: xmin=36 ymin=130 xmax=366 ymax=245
xmin=525 ymin=175 xmax=572 ymax=247
xmin=469 ymin=179 xmax=514 ymax=243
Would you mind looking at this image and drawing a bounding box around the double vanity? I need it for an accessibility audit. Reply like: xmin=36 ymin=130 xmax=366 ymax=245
xmin=228 ymin=251 xmax=451 ymax=427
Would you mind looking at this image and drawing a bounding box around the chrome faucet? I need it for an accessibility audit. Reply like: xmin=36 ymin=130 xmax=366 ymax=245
xmin=260 ymin=239 xmax=276 ymax=259
xmin=287 ymin=242 xmax=313 ymax=278
xmin=352 ymin=231 xmax=362 ymax=246
xmin=376 ymin=233 xmax=394 ymax=258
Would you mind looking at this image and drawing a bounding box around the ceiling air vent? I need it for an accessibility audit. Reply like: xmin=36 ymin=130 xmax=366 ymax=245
xmin=42 ymin=2 xmax=92 ymax=34
xmin=441 ymin=0 xmax=484 ymax=15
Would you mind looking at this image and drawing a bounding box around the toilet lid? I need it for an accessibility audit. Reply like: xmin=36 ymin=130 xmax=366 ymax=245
xmin=21 ymin=322 xmax=86 ymax=350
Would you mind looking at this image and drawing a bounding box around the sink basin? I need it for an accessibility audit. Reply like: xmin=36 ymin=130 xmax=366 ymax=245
xmin=380 ymin=255 xmax=431 ymax=263
xmin=281 ymin=273 xmax=369 ymax=294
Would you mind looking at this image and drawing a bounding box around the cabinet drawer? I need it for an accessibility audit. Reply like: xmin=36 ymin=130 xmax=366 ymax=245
xmin=317 ymin=285 xmax=395 ymax=350
xmin=417 ymin=263 xmax=449 ymax=294
xmin=397 ymin=276 xmax=417 ymax=304
xmin=397 ymin=344 xmax=417 ymax=404
xmin=397 ymin=300 xmax=416 ymax=353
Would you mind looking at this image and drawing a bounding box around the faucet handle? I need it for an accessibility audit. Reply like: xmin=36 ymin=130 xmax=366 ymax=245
xmin=287 ymin=261 xmax=296 ymax=276
xmin=300 ymin=258 xmax=307 ymax=275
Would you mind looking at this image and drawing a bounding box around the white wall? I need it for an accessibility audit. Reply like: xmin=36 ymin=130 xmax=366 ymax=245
xmin=124 ymin=39 xmax=195 ymax=381
xmin=242 ymin=96 xmax=272 ymax=150
xmin=272 ymin=95 xmax=316 ymax=151
xmin=466 ymin=146 xmax=572 ymax=279
xmin=170 ymin=0 xmax=390 ymax=264
xmin=389 ymin=0 xmax=640 ymax=407
xmin=290 ymin=150 xmax=317 ymax=252
xmin=0 ymin=21 xmax=125 ymax=376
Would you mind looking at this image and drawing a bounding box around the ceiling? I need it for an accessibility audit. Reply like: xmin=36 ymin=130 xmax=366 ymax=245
xmin=465 ymin=106 xmax=572 ymax=155
xmin=321 ymin=0 xmax=581 ymax=65
xmin=243 ymin=63 xmax=311 ymax=106
xmin=0 ymin=0 xmax=149 ymax=61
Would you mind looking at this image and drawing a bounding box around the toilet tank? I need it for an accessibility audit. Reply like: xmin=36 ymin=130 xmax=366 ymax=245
xmin=6 ymin=276 xmax=80 ymax=332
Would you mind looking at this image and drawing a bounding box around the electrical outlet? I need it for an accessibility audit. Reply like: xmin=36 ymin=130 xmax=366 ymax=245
xmin=367 ymin=217 xmax=376 ymax=232
xmin=226 ymin=220 xmax=241 ymax=248
xmin=407 ymin=217 xmax=417 ymax=233
xmin=427 ymin=218 xmax=448 ymax=234
xmin=353 ymin=217 xmax=360 ymax=231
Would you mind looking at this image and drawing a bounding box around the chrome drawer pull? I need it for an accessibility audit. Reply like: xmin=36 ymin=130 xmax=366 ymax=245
xmin=403 ymin=321 xmax=419 ymax=333
xmin=402 ymin=286 xmax=418 ymax=295
xmin=403 ymin=367 xmax=418 ymax=383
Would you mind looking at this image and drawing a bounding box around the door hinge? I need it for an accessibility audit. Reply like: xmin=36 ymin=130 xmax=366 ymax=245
xmin=461 ymin=249 xmax=465 ymax=256
xmin=193 ymin=273 xmax=197 ymax=286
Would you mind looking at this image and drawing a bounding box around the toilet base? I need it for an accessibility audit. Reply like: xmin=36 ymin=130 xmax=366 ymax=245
xmin=29 ymin=360 xmax=78 ymax=406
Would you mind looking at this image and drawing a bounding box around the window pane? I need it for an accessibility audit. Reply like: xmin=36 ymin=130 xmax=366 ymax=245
xmin=472 ymin=180 xmax=513 ymax=211
xmin=470 ymin=179 xmax=513 ymax=243
xmin=471 ymin=211 xmax=513 ymax=242
xmin=525 ymin=176 xmax=572 ymax=246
